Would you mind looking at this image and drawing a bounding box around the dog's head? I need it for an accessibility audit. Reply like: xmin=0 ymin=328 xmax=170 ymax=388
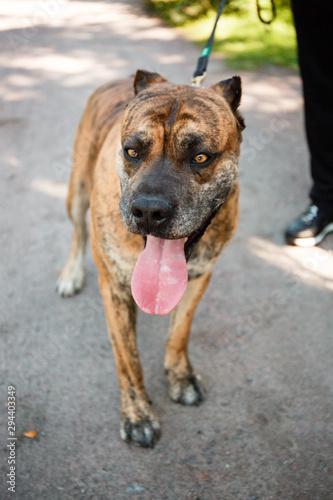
xmin=117 ymin=69 xmax=245 ymax=260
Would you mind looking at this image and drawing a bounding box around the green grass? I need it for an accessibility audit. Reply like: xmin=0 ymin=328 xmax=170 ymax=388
xmin=146 ymin=0 xmax=298 ymax=71
xmin=183 ymin=7 xmax=298 ymax=71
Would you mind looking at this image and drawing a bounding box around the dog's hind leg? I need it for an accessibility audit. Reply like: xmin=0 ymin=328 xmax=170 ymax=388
xmin=164 ymin=272 xmax=212 ymax=406
xmin=56 ymin=165 xmax=89 ymax=297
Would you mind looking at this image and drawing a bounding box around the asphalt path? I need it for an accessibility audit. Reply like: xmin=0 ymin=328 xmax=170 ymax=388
xmin=1 ymin=1 xmax=333 ymax=499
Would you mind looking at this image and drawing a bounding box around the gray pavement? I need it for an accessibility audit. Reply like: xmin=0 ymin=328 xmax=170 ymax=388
xmin=1 ymin=1 xmax=333 ymax=499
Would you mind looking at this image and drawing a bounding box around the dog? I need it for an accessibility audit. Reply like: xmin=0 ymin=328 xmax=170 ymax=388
xmin=56 ymin=70 xmax=245 ymax=447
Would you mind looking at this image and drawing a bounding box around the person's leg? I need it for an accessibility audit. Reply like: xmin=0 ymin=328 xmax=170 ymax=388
xmin=286 ymin=1 xmax=333 ymax=245
xmin=292 ymin=0 xmax=333 ymax=214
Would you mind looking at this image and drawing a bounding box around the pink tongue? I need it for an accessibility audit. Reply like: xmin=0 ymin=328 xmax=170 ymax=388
xmin=131 ymin=235 xmax=188 ymax=315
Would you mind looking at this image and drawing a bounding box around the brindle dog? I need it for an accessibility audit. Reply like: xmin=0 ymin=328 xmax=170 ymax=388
xmin=57 ymin=70 xmax=245 ymax=448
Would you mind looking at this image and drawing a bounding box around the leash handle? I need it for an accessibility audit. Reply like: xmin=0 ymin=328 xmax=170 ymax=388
xmin=257 ymin=0 xmax=276 ymax=25
xmin=192 ymin=0 xmax=227 ymax=87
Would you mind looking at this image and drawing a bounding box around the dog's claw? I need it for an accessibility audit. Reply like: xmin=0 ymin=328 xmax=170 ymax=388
xmin=120 ymin=417 xmax=161 ymax=448
xmin=168 ymin=373 xmax=204 ymax=406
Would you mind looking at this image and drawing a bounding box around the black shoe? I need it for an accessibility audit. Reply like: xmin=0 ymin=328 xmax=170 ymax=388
xmin=285 ymin=204 xmax=333 ymax=247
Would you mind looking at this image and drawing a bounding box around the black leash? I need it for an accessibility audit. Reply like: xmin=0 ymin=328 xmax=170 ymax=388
xmin=191 ymin=0 xmax=276 ymax=88
xmin=191 ymin=0 xmax=227 ymax=87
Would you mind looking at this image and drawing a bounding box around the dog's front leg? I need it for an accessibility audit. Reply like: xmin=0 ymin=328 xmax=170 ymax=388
xmin=98 ymin=274 xmax=160 ymax=448
xmin=165 ymin=272 xmax=212 ymax=406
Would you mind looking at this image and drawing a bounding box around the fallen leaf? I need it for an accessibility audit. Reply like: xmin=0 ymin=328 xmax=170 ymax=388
xmin=23 ymin=430 xmax=37 ymax=438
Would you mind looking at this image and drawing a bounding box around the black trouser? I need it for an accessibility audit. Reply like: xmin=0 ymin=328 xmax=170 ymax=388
xmin=291 ymin=0 xmax=333 ymax=216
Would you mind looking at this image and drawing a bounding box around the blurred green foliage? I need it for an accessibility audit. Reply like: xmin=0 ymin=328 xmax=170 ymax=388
xmin=145 ymin=0 xmax=291 ymax=26
xmin=144 ymin=0 xmax=297 ymax=70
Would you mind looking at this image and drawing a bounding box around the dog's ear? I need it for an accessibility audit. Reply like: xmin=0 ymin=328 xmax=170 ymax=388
xmin=134 ymin=70 xmax=168 ymax=95
xmin=210 ymin=76 xmax=242 ymax=111
xmin=210 ymin=76 xmax=245 ymax=130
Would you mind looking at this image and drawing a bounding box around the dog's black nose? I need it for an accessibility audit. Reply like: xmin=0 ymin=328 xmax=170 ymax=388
xmin=131 ymin=195 xmax=174 ymax=233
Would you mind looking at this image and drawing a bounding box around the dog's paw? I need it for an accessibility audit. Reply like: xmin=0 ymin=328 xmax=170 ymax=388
xmin=168 ymin=373 xmax=204 ymax=406
xmin=56 ymin=274 xmax=84 ymax=297
xmin=56 ymin=264 xmax=84 ymax=297
xmin=120 ymin=415 xmax=160 ymax=448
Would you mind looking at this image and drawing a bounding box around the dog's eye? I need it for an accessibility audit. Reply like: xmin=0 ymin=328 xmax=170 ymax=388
xmin=190 ymin=153 xmax=210 ymax=165
xmin=125 ymin=148 xmax=139 ymax=159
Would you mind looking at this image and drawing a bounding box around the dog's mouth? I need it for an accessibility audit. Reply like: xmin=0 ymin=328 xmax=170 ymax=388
xmin=140 ymin=201 xmax=223 ymax=261
xmin=131 ymin=202 xmax=224 ymax=316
